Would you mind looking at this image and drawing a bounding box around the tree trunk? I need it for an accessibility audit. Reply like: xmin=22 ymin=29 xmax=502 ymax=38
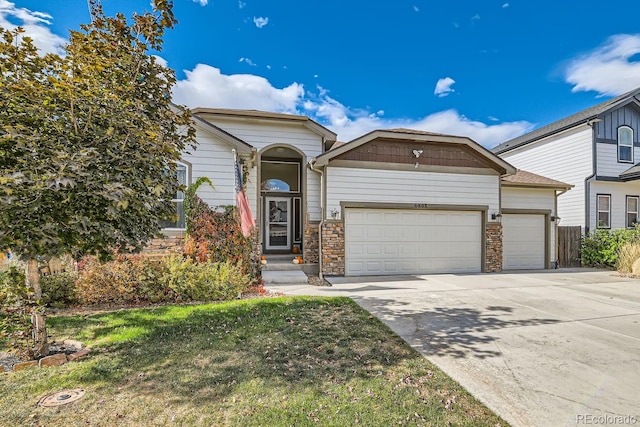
xmin=26 ymin=258 xmax=48 ymax=356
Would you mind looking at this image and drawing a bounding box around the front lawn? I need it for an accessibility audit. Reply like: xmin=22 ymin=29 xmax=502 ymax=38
xmin=0 ymin=297 xmax=508 ymax=426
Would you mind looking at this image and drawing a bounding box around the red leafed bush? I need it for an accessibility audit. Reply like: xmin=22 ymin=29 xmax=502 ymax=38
xmin=184 ymin=196 xmax=259 ymax=283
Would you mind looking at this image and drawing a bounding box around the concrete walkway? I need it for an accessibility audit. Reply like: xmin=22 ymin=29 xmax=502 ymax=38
xmin=265 ymin=269 xmax=640 ymax=427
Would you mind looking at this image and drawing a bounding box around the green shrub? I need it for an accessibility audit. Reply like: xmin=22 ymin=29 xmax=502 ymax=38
xmin=40 ymin=272 xmax=79 ymax=308
xmin=0 ymin=265 xmax=38 ymax=357
xmin=616 ymin=241 xmax=640 ymax=273
xmin=581 ymin=226 xmax=640 ymax=268
xmin=161 ymin=256 xmax=251 ymax=302
xmin=75 ymin=255 xmax=173 ymax=305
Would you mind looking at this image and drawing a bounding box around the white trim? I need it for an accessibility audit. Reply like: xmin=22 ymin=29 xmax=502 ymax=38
xmin=597 ymin=194 xmax=611 ymax=228
xmin=618 ymin=126 xmax=634 ymax=163
xmin=162 ymin=161 xmax=189 ymax=231
xmin=265 ymin=197 xmax=291 ymax=250
xmin=626 ymin=195 xmax=639 ymax=228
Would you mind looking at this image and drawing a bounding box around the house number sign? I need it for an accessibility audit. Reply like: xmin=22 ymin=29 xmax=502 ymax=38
xmin=414 ymin=203 xmax=429 ymax=208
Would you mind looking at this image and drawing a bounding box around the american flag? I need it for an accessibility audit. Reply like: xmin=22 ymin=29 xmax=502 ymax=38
xmin=234 ymin=152 xmax=255 ymax=238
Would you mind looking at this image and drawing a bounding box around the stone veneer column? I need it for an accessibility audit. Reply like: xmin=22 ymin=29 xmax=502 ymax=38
xmin=303 ymin=221 xmax=320 ymax=263
xmin=485 ymin=223 xmax=503 ymax=273
xmin=321 ymin=221 xmax=345 ymax=276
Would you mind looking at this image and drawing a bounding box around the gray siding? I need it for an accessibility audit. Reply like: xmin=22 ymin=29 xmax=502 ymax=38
xmin=596 ymin=105 xmax=640 ymax=142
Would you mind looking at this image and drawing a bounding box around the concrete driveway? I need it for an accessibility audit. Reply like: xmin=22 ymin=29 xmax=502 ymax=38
xmin=266 ymin=269 xmax=640 ymax=427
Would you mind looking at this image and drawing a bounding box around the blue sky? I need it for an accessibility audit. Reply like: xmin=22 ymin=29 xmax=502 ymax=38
xmin=2 ymin=0 xmax=640 ymax=147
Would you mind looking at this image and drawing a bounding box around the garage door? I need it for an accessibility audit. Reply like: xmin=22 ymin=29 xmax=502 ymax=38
xmin=344 ymin=209 xmax=482 ymax=276
xmin=502 ymin=214 xmax=545 ymax=270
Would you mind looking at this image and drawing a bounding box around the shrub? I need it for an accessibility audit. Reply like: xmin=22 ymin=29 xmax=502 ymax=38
xmin=41 ymin=272 xmax=78 ymax=308
xmin=75 ymin=255 xmax=173 ymax=305
xmin=75 ymin=255 xmax=250 ymax=305
xmin=616 ymin=241 xmax=640 ymax=274
xmin=0 ymin=265 xmax=39 ymax=358
xmin=581 ymin=226 xmax=640 ymax=268
xmin=161 ymin=256 xmax=251 ymax=302
xmin=184 ymin=195 xmax=259 ymax=284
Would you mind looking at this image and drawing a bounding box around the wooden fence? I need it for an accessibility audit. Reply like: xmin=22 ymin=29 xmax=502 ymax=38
xmin=557 ymin=226 xmax=582 ymax=268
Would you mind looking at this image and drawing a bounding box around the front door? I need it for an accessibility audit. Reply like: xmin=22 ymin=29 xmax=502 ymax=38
xmin=265 ymin=197 xmax=291 ymax=250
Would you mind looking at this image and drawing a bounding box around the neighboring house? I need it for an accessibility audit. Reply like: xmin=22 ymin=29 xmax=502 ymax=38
xmin=168 ymin=109 xmax=571 ymax=276
xmin=493 ymin=87 xmax=640 ymax=232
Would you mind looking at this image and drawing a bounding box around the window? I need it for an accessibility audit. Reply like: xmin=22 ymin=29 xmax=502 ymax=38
xmin=597 ymin=194 xmax=611 ymax=228
xmin=160 ymin=162 xmax=188 ymax=229
xmin=627 ymin=196 xmax=639 ymax=228
xmin=618 ymin=126 xmax=633 ymax=163
xmin=260 ymin=161 xmax=300 ymax=192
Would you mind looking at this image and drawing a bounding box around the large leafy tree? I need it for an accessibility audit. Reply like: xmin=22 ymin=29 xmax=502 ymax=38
xmin=0 ymin=1 xmax=195 ymax=355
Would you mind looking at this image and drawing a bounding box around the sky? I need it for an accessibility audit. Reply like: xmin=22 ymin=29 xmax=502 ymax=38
xmin=2 ymin=0 xmax=640 ymax=147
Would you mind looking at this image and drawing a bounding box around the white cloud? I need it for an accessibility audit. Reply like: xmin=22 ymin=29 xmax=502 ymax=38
xmin=239 ymin=57 xmax=257 ymax=66
xmin=238 ymin=1 xmax=246 ymax=9
xmin=0 ymin=0 xmax=66 ymax=55
xmin=253 ymin=16 xmax=269 ymax=28
xmin=502 ymin=3 xmax=509 ymax=8
xmin=172 ymin=65 xmax=531 ymax=147
xmin=471 ymin=14 xmax=480 ymax=20
xmin=413 ymin=5 xmax=419 ymax=12
xmin=192 ymin=0 xmax=208 ymax=5
xmin=152 ymin=55 xmax=168 ymax=68
xmin=564 ymin=34 xmax=640 ymax=96
xmin=434 ymin=77 xmax=456 ymax=97
xmin=307 ymin=95 xmax=531 ymax=146
xmin=172 ymin=64 xmax=303 ymax=113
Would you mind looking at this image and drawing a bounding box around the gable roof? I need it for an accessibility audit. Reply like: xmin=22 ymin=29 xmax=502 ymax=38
xmin=501 ymin=170 xmax=573 ymax=190
xmin=191 ymin=113 xmax=254 ymax=154
xmin=620 ymin=163 xmax=640 ymax=182
xmin=190 ymin=108 xmax=337 ymax=147
xmin=493 ymin=87 xmax=640 ymax=155
xmin=314 ymin=128 xmax=516 ymax=175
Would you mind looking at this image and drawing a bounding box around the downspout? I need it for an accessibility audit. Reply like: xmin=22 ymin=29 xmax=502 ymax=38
xmin=584 ymin=118 xmax=599 ymax=233
xmin=309 ymin=158 xmax=324 ymax=280
xmin=554 ymin=187 xmax=570 ymax=268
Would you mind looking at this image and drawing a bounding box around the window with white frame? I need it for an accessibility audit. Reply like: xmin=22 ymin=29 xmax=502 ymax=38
xmin=618 ymin=126 xmax=633 ymax=163
xmin=627 ymin=196 xmax=639 ymax=228
xmin=597 ymin=194 xmax=611 ymax=228
xmin=160 ymin=162 xmax=188 ymax=229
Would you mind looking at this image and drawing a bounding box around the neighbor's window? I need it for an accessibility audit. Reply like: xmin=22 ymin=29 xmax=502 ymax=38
xmin=597 ymin=194 xmax=611 ymax=228
xmin=627 ymin=196 xmax=639 ymax=228
xmin=618 ymin=126 xmax=633 ymax=163
xmin=160 ymin=162 xmax=188 ymax=229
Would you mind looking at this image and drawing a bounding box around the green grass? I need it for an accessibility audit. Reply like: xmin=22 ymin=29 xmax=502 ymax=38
xmin=0 ymin=297 xmax=508 ymax=426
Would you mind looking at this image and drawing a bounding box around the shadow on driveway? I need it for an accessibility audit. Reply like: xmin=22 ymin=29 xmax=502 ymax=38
xmin=354 ymin=297 xmax=560 ymax=359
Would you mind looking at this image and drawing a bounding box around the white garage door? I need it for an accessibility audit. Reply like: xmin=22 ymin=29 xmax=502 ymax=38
xmin=502 ymin=214 xmax=545 ymax=270
xmin=345 ymin=209 xmax=482 ymax=276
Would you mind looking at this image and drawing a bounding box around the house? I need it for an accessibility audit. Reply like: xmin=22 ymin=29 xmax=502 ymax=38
xmin=493 ymin=87 xmax=640 ymax=232
xmin=169 ymin=109 xmax=571 ymax=276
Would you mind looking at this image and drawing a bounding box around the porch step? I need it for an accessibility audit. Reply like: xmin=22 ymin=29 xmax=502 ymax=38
xmin=262 ymin=255 xmax=305 ymax=271
xmin=262 ymin=261 xmax=304 ymax=271
xmin=262 ymin=269 xmax=309 ymax=285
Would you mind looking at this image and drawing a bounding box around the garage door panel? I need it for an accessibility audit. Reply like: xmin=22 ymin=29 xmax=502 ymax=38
xmin=345 ymin=208 xmax=482 ymax=276
xmin=503 ymin=214 xmax=545 ymax=270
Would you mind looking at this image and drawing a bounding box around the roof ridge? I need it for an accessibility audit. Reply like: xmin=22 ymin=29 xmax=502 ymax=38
xmin=493 ymin=87 xmax=640 ymax=154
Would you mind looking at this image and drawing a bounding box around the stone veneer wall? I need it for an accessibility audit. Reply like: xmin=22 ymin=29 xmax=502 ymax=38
xmin=303 ymin=221 xmax=320 ymax=263
xmin=485 ymin=223 xmax=503 ymax=273
xmin=143 ymin=236 xmax=184 ymax=257
xmin=321 ymin=221 xmax=344 ymax=276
